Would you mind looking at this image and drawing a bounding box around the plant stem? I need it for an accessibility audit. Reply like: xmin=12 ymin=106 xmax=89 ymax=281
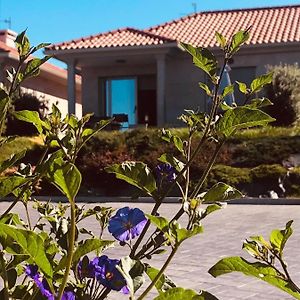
xmin=274 ymin=252 xmax=300 ymax=293
xmin=184 ymin=134 xmax=192 ymax=199
xmin=0 ymin=144 xmax=50 ymax=219
xmin=0 ymin=251 xmax=9 ymax=300
xmin=137 ymin=246 xmax=178 ymax=300
xmin=190 ymin=140 xmax=225 ymax=198
xmin=57 ymin=199 xmax=76 ymax=300
xmin=131 ymin=58 xmax=228 ymax=259
xmin=24 ymin=203 xmax=32 ymax=230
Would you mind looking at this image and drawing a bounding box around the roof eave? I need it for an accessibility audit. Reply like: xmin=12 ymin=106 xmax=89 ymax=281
xmin=45 ymin=42 xmax=178 ymax=57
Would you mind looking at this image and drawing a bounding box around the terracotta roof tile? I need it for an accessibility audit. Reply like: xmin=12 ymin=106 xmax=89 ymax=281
xmin=49 ymin=27 xmax=175 ymax=51
xmin=147 ymin=5 xmax=300 ymax=47
xmin=0 ymin=41 xmax=75 ymax=79
xmin=49 ymin=5 xmax=300 ymax=51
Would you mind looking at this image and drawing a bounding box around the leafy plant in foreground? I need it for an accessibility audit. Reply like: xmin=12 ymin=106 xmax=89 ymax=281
xmin=0 ymin=28 xmax=282 ymax=300
xmin=209 ymin=221 xmax=300 ymax=299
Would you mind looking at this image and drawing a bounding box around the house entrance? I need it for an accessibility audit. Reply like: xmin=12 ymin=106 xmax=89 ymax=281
xmin=105 ymin=78 xmax=137 ymax=127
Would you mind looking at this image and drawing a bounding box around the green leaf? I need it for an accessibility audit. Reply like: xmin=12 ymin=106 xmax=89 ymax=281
xmin=250 ymin=73 xmax=273 ymax=93
xmin=23 ymin=56 xmax=51 ymax=79
xmin=0 ymin=90 xmax=10 ymax=133
xmin=13 ymin=110 xmax=45 ymax=134
xmin=203 ymin=182 xmax=243 ymax=203
xmin=46 ymin=157 xmax=81 ymax=201
xmin=196 ymin=203 xmax=224 ymax=222
xmin=67 ymin=114 xmax=78 ymax=129
xmin=221 ymin=84 xmax=234 ymax=98
xmin=0 ymin=223 xmax=52 ymax=278
xmin=215 ymin=32 xmax=227 ymax=49
xmin=82 ymin=119 xmax=111 ymax=139
xmin=175 ymin=224 xmax=203 ymax=245
xmin=172 ymin=136 xmax=184 ymax=153
xmin=236 ymin=81 xmax=248 ymax=94
xmin=247 ymin=98 xmax=273 ymax=109
xmin=209 ymin=256 xmax=300 ymax=299
xmin=0 ymin=150 xmax=26 ymax=174
xmin=15 ymin=30 xmax=30 ymax=57
xmin=56 ymin=238 xmax=114 ymax=272
xmin=147 ymin=215 xmax=170 ymax=232
xmin=229 ymin=29 xmax=250 ymax=56
xmin=154 ymin=287 xmax=218 ymax=300
xmin=116 ymin=256 xmax=145 ymax=297
xmin=217 ymin=107 xmax=275 ymax=138
xmin=199 ymin=83 xmax=212 ymax=96
xmin=0 ymin=176 xmax=29 ymax=197
xmin=179 ymin=43 xmax=217 ymax=79
xmin=242 ymin=240 xmax=263 ymax=258
xmin=158 ymin=153 xmax=185 ymax=172
xmin=146 ymin=265 xmax=176 ymax=294
xmin=106 ymin=161 xmax=157 ymax=196
xmin=220 ymin=101 xmax=233 ymax=111
xmin=31 ymin=43 xmax=51 ymax=53
xmin=269 ymin=220 xmax=293 ymax=257
xmin=7 ymin=268 xmax=17 ymax=289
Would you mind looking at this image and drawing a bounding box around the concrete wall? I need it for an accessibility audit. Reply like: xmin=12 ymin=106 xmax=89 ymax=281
xmin=79 ymin=45 xmax=300 ymax=126
xmin=163 ymin=46 xmax=300 ymax=125
xmin=0 ymin=57 xmax=82 ymax=118
xmin=81 ymin=64 xmax=156 ymax=116
xmin=165 ymin=54 xmax=206 ymax=125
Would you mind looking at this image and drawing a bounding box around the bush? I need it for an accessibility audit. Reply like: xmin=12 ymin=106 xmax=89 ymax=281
xmin=5 ymin=93 xmax=48 ymax=136
xmin=264 ymin=64 xmax=300 ymax=126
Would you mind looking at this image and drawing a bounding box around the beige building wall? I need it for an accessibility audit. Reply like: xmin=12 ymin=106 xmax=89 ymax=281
xmin=81 ymin=64 xmax=156 ymax=116
xmin=79 ymin=45 xmax=300 ymax=126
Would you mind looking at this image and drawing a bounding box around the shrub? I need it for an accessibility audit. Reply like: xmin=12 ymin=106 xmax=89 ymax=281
xmin=264 ymin=64 xmax=300 ymax=126
xmin=5 ymin=93 xmax=48 ymax=136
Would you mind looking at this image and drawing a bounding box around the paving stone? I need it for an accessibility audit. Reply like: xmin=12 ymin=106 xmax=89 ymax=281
xmin=1 ymin=202 xmax=299 ymax=299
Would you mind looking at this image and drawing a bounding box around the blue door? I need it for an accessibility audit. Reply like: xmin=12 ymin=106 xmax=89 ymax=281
xmin=106 ymin=78 xmax=136 ymax=127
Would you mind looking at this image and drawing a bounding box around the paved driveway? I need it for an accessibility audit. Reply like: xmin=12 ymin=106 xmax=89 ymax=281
xmin=1 ymin=202 xmax=299 ymax=300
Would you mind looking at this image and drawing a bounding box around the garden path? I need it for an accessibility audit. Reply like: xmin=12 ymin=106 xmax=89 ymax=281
xmin=1 ymin=202 xmax=299 ymax=300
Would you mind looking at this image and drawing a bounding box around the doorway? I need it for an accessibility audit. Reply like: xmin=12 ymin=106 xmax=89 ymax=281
xmin=105 ymin=78 xmax=137 ymax=127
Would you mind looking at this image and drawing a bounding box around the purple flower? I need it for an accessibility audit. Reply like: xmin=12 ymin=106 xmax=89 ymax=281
xmin=108 ymin=207 xmax=147 ymax=242
xmin=93 ymin=255 xmax=127 ymax=292
xmin=62 ymin=291 xmax=76 ymax=300
xmin=77 ymin=256 xmax=96 ymax=279
xmin=25 ymin=265 xmax=75 ymax=300
xmin=25 ymin=265 xmax=39 ymax=279
xmin=156 ymin=163 xmax=176 ymax=182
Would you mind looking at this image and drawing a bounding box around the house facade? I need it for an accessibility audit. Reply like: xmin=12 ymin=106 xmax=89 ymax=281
xmin=46 ymin=5 xmax=300 ymax=126
xmin=0 ymin=29 xmax=82 ymax=117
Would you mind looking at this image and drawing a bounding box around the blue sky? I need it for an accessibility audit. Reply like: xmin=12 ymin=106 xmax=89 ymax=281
xmin=3 ymin=0 xmax=299 ymax=66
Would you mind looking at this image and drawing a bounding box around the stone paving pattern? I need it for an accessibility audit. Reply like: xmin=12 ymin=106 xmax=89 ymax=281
xmin=1 ymin=202 xmax=299 ymax=300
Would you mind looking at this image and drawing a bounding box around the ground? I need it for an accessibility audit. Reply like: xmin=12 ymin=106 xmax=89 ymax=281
xmin=2 ymin=201 xmax=300 ymax=300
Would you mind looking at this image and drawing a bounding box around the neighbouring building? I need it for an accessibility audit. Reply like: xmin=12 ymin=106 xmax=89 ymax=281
xmin=0 ymin=29 xmax=82 ymax=117
xmin=46 ymin=5 xmax=300 ymax=126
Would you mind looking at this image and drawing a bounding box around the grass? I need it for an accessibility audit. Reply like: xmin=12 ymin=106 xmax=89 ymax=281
xmin=0 ymin=136 xmax=44 ymax=162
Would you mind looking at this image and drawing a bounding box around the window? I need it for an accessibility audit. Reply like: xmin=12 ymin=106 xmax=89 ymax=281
xmin=103 ymin=78 xmax=137 ymax=127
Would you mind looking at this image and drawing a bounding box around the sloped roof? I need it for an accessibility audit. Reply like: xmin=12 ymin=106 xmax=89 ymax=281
xmin=49 ymin=27 xmax=175 ymax=51
xmin=148 ymin=5 xmax=300 ymax=47
xmin=49 ymin=5 xmax=300 ymax=51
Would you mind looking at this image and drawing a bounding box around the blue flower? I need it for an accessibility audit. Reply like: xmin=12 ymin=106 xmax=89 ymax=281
xmin=25 ymin=265 xmax=75 ymax=300
xmin=108 ymin=207 xmax=147 ymax=242
xmin=62 ymin=291 xmax=76 ymax=300
xmin=156 ymin=163 xmax=176 ymax=182
xmin=93 ymin=255 xmax=128 ymax=292
xmin=77 ymin=256 xmax=96 ymax=279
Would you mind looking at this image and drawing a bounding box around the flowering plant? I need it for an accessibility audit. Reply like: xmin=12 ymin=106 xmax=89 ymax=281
xmin=0 ymin=28 xmax=298 ymax=300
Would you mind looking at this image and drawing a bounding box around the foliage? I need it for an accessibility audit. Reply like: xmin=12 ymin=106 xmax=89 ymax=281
xmin=264 ymin=64 xmax=300 ymax=126
xmin=6 ymin=92 xmax=48 ymax=136
xmin=209 ymin=221 xmax=300 ymax=299
xmin=0 ymin=28 xmax=296 ymax=300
